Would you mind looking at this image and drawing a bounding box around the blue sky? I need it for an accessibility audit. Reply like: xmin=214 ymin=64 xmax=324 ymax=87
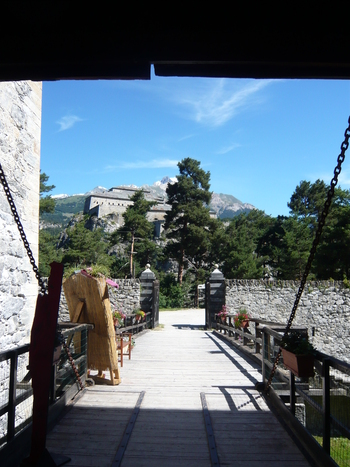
xmin=41 ymin=68 xmax=350 ymax=217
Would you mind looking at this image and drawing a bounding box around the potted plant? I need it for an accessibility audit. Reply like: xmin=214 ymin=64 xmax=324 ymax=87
xmin=280 ymin=331 xmax=316 ymax=378
xmin=112 ymin=310 xmax=126 ymax=327
xmin=234 ymin=309 xmax=250 ymax=329
xmin=134 ymin=309 xmax=145 ymax=322
xmin=217 ymin=305 xmax=228 ymax=323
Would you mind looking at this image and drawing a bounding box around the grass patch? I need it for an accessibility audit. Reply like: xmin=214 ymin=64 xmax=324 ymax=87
xmin=314 ymin=436 xmax=350 ymax=467
xmin=159 ymin=308 xmax=184 ymax=312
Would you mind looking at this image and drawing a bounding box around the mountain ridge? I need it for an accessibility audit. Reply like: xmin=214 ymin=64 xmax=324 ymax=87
xmin=45 ymin=177 xmax=255 ymax=226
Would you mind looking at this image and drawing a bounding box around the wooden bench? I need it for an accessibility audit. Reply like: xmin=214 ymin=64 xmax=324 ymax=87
xmin=116 ymin=332 xmax=132 ymax=367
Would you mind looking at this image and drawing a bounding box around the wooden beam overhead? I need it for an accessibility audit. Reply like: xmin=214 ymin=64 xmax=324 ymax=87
xmin=1 ymin=3 xmax=350 ymax=81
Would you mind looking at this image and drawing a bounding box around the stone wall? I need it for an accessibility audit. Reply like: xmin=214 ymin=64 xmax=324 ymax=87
xmin=0 ymin=81 xmax=42 ymax=351
xmin=58 ymin=278 xmax=141 ymax=320
xmin=225 ymin=279 xmax=350 ymax=363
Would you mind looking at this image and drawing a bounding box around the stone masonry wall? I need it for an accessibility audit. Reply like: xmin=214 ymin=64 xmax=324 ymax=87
xmin=225 ymin=279 xmax=350 ymax=363
xmin=58 ymin=278 xmax=141 ymax=321
xmin=0 ymin=81 xmax=42 ymax=351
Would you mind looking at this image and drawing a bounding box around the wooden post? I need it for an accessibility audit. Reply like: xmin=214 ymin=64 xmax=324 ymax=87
xmin=262 ymin=330 xmax=267 ymax=383
xmin=7 ymin=352 xmax=17 ymax=441
xmin=26 ymin=262 xmax=65 ymax=465
xmin=290 ymin=372 xmax=296 ymax=416
xmin=323 ymin=359 xmax=331 ymax=455
xmin=255 ymin=322 xmax=261 ymax=354
xmin=205 ymin=265 xmax=225 ymax=329
xmin=140 ymin=264 xmax=157 ymax=329
xmin=152 ymin=280 xmax=159 ymax=328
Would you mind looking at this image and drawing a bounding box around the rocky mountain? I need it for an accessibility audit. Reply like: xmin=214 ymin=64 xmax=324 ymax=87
xmin=43 ymin=177 xmax=255 ymax=228
xmin=142 ymin=177 xmax=255 ymax=219
xmin=210 ymin=193 xmax=256 ymax=218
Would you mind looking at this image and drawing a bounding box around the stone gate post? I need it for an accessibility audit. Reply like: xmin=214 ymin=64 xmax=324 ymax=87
xmin=139 ymin=264 xmax=159 ymax=329
xmin=205 ymin=265 xmax=225 ymax=329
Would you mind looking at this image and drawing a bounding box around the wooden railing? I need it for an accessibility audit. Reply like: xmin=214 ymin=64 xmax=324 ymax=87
xmin=117 ymin=311 xmax=152 ymax=335
xmin=216 ymin=315 xmax=350 ymax=467
xmin=0 ymin=322 xmax=93 ymax=465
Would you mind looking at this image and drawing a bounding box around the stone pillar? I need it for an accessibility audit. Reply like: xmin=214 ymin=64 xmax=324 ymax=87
xmin=205 ymin=265 xmax=225 ymax=329
xmin=0 ymin=81 xmax=42 ymax=350
xmin=139 ymin=264 xmax=159 ymax=329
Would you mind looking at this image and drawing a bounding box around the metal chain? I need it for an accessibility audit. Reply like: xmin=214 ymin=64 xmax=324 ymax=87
xmin=0 ymin=163 xmax=47 ymax=295
xmin=62 ymin=341 xmax=85 ymax=391
xmin=266 ymin=116 xmax=350 ymax=391
xmin=0 ymin=163 xmax=86 ymax=389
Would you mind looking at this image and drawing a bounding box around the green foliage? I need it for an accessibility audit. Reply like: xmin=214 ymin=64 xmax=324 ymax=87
xmin=40 ymin=195 xmax=85 ymax=225
xmin=220 ymin=210 xmax=269 ymax=279
xmin=111 ymin=190 xmax=156 ymax=276
xmin=313 ymin=202 xmax=350 ymax=279
xmin=278 ymin=217 xmax=313 ymax=280
xmin=158 ymin=272 xmax=192 ymax=308
xmin=39 ymin=175 xmax=350 ymax=289
xmin=281 ymin=331 xmax=316 ymax=355
xmin=288 ymin=179 xmax=328 ymax=222
xmin=234 ymin=309 xmax=250 ymax=328
xmin=164 ymin=158 xmax=212 ymax=284
xmin=39 ymin=229 xmax=62 ymax=276
xmin=118 ymin=190 xmax=156 ymax=241
xmin=63 ymin=263 xmax=111 ymax=279
xmin=61 ymin=218 xmax=112 ymax=270
xmin=39 ymin=172 xmax=56 ymax=215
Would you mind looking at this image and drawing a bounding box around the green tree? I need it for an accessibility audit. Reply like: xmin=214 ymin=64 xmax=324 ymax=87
xmin=38 ymin=229 xmax=62 ymax=276
xmin=111 ymin=190 xmax=156 ymax=277
xmin=258 ymin=215 xmax=287 ymax=278
xmin=164 ymin=158 xmax=212 ymax=285
xmin=278 ymin=217 xmax=313 ymax=279
xmin=288 ymin=179 xmax=328 ymax=222
xmin=38 ymin=172 xmax=59 ymax=275
xmin=314 ymin=193 xmax=350 ymax=279
xmin=287 ymin=180 xmax=350 ymax=279
xmin=61 ymin=218 xmax=112 ymax=270
xmin=216 ymin=210 xmax=272 ymax=279
xmin=220 ymin=212 xmax=262 ymax=279
xmin=39 ymin=172 xmax=56 ymax=215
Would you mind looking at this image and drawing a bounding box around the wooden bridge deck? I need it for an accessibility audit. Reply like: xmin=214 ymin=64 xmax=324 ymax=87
xmin=46 ymin=309 xmax=311 ymax=467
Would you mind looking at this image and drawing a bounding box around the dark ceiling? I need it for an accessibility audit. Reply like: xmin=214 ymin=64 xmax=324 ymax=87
xmin=1 ymin=3 xmax=350 ymax=81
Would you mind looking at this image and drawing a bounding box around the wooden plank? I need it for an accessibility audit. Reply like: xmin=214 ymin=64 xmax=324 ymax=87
xmin=71 ymin=300 xmax=85 ymax=323
xmin=44 ymin=309 xmax=311 ymax=467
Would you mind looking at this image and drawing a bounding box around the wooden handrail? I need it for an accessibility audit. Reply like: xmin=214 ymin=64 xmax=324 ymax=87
xmin=215 ymin=317 xmax=350 ymax=465
xmin=0 ymin=323 xmax=92 ymax=449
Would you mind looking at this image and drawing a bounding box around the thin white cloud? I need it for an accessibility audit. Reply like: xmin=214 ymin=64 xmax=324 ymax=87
xmin=177 ymin=133 xmax=196 ymax=142
xmin=336 ymin=169 xmax=350 ymax=187
xmin=56 ymin=114 xmax=83 ymax=131
xmin=308 ymin=169 xmax=350 ymax=188
xmin=216 ymin=143 xmax=241 ymax=155
xmin=106 ymin=159 xmax=179 ymax=171
xmin=175 ymin=78 xmax=276 ymax=127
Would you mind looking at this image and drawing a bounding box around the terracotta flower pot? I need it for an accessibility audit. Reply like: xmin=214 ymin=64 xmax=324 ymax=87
xmin=281 ymin=348 xmax=314 ymax=378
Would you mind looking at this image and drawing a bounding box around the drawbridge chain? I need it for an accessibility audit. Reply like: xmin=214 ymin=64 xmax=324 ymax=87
xmin=266 ymin=116 xmax=350 ymax=391
xmin=0 ymin=163 xmax=85 ymax=390
xmin=0 ymin=163 xmax=47 ymax=295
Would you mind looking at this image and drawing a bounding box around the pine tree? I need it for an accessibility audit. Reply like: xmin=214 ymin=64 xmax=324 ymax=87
xmin=112 ymin=190 xmax=156 ymax=277
xmin=164 ymin=158 xmax=212 ymax=285
xmin=39 ymin=172 xmax=56 ymax=214
xmin=61 ymin=219 xmax=111 ymax=269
